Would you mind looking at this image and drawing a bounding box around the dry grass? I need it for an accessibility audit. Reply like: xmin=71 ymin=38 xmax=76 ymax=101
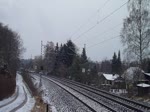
xmin=31 ymin=96 xmax=47 ymax=112
xmin=21 ymin=71 xmax=50 ymax=112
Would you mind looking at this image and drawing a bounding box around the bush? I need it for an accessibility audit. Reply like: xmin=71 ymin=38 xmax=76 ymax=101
xmin=0 ymin=75 xmax=16 ymax=100
xmin=21 ymin=71 xmax=38 ymax=96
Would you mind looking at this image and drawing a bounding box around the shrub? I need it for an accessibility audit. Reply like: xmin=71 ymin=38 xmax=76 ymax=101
xmin=0 ymin=75 xmax=16 ymax=100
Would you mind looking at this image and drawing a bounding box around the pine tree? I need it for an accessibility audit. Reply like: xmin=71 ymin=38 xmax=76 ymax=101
xmin=69 ymin=55 xmax=82 ymax=82
xmin=112 ymin=52 xmax=117 ymax=74
xmin=117 ymin=50 xmax=122 ymax=75
xmin=81 ymin=47 xmax=87 ymax=63
xmin=56 ymin=40 xmax=76 ymax=67
xmin=55 ymin=42 xmax=59 ymax=52
xmin=66 ymin=40 xmax=76 ymax=67
xmin=90 ymin=65 xmax=98 ymax=82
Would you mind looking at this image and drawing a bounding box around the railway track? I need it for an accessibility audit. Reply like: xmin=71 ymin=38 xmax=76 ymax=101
xmin=40 ymin=76 xmax=97 ymax=112
xmin=43 ymin=75 xmax=150 ymax=112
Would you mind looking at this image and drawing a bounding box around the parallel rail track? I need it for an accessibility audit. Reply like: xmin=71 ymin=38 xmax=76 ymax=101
xmin=43 ymin=75 xmax=150 ymax=112
xmin=40 ymin=76 xmax=97 ymax=112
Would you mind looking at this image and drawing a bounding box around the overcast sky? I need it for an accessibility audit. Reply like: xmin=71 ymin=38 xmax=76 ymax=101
xmin=0 ymin=0 xmax=128 ymax=61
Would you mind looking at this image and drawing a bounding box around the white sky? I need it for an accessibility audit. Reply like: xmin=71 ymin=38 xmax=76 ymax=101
xmin=0 ymin=0 xmax=128 ymax=61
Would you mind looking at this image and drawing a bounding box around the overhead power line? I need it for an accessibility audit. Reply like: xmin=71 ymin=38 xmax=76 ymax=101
xmin=87 ymin=35 xmax=120 ymax=49
xmin=73 ymin=1 xmax=128 ymax=41
xmin=70 ymin=0 xmax=111 ymax=39
xmin=85 ymin=22 xmax=122 ymax=43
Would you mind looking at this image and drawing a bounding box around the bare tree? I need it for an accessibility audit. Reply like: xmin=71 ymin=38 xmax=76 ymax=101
xmin=33 ymin=56 xmax=42 ymax=72
xmin=0 ymin=23 xmax=24 ymax=74
xmin=121 ymin=0 xmax=150 ymax=67
xmin=43 ymin=41 xmax=56 ymax=73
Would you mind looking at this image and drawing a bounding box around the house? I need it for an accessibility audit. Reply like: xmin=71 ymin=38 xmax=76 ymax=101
xmin=136 ymin=73 xmax=150 ymax=96
xmin=143 ymin=73 xmax=150 ymax=83
xmin=99 ymin=73 xmax=119 ymax=90
xmin=137 ymin=83 xmax=150 ymax=96
xmin=114 ymin=76 xmax=126 ymax=89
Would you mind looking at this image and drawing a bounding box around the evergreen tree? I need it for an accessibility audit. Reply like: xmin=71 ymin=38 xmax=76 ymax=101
xmin=69 ymin=55 xmax=82 ymax=82
xmin=117 ymin=50 xmax=122 ymax=75
xmin=90 ymin=65 xmax=98 ymax=84
xmin=58 ymin=40 xmax=76 ymax=67
xmin=43 ymin=41 xmax=56 ymax=73
xmin=81 ymin=47 xmax=87 ymax=63
xmin=52 ymin=43 xmax=60 ymax=75
xmin=62 ymin=44 xmax=68 ymax=65
xmin=55 ymin=42 xmax=59 ymax=52
xmin=112 ymin=52 xmax=117 ymax=74
xmin=66 ymin=40 xmax=76 ymax=67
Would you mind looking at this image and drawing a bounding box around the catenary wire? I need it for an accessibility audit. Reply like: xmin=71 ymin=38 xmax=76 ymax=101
xmin=70 ymin=0 xmax=111 ymax=39
xmin=73 ymin=1 xmax=128 ymax=41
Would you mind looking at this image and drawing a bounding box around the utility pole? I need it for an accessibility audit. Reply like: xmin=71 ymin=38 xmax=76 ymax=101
xmin=84 ymin=44 xmax=86 ymax=50
xmin=40 ymin=40 xmax=43 ymax=87
xmin=41 ymin=41 xmax=43 ymax=60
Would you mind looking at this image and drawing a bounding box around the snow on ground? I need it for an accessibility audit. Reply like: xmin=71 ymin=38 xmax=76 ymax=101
xmin=103 ymin=74 xmax=119 ymax=81
xmin=44 ymin=76 xmax=108 ymax=112
xmin=137 ymin=83 xmax=150 ymax=87
xmin=16 ymin=74 xmax=35 ymax=112
xmin=31 ymin=74 xmax=108 ymax=112
xmin=110 ymin=89 xmax=127 ymax=95
xmin=0 ymin=74 xmax=35 ymax=112
xmin=31 ymin=74 xmax=58 ymax=112
xmin=49 ymin=106 xmax=57 ymax=112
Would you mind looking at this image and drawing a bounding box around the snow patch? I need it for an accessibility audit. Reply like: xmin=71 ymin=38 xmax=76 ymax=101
xmin=137 ymin=83 xmax=150 ymax=88
xmin=0 ymin=74 xmax=35 ymax=112
xmin=103 ymin=74 xmax=119 ymax=81
xmin=16 ymin=74 xmax=35 ymax=112
xmin=31 ymin=74 xmax=57 ymax=112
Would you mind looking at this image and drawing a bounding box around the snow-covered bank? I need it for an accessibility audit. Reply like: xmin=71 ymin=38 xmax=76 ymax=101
xmin=16 ymin=74 xmax=35 ymax=112
xmin=31 ymin=74 xmax=57 ymax=112
xmin=0 ymin=74 xmax=35 ymax=112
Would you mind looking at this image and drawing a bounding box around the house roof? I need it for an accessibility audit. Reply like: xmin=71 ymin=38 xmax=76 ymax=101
xmin=137 ymin=83 xmax=150 ymax=88
xmin=144 ymin=73 xmax=150 ymax=77
xmin=103 ymin=74 xmax=119 ymax=81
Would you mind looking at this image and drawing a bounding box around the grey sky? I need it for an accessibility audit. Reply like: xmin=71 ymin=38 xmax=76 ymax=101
xmin=0 ymin=0 xmax=128 ymax=61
